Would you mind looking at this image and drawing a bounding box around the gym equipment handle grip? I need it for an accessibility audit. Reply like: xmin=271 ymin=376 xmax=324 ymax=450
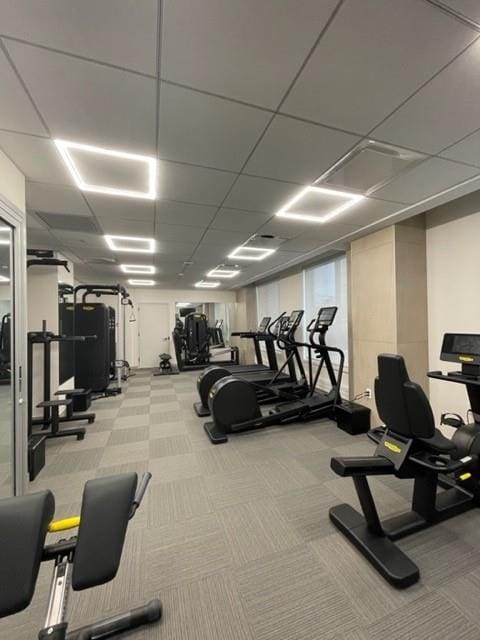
xmin=130 ymin=472 xmax=151 ymax=517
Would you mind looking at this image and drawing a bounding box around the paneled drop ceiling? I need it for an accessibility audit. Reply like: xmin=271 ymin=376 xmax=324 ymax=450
xmin=0 ymin=0 xmax=480 ymax=288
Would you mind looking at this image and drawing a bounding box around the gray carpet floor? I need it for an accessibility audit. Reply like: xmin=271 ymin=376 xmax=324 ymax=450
xmin=3 ymin=368 xmax=480 ymax=639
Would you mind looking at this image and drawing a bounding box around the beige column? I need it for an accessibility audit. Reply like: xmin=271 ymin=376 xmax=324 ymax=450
xmin=350 ymin=216 xmax=428 ymax=424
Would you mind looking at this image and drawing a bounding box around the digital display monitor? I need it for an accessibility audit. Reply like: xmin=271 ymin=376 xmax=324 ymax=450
xmin=289 ymin=310 xmax=304 ymax=329
xmin=316 ymin=306 xmax=337 ymax=328
xmin=258 ymin=316 xmax=270 ymax=332
xmin=440 ymin=333 xmax=480 ymax=366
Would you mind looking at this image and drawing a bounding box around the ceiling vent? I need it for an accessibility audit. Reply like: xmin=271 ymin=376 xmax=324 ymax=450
xmin=37 ymin=212 xmax=98 ymax=233
xmin=318 ymin=140 xmax=425 ymax=195
xmin=242 ymin=234 xmax=286 ymax=250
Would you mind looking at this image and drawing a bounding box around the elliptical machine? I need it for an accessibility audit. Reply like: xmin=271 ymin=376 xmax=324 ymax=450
xmin=204 ymin=306 xmax=370 ymax=444
xmin=194 ymin=310 xmax=306 ymax=417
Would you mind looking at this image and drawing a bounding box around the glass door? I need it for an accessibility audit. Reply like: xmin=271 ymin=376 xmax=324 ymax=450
xmin=0 ymin=220 xmax=14 ymax=497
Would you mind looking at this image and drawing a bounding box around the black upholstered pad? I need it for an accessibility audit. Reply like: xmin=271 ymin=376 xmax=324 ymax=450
xmin=375 ymin=354 xmax=435 ymax=440
xmin=72 ymin=473 xmax=137 ymax=591
xmin=0 ymin=491 xmax=55 ymax=617
xmin=419 ymin=429 xmax=456 ymax=453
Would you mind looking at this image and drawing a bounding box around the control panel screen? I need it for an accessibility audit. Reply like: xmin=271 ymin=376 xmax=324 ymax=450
xmin=441 ymin=333 xmax=480 ymax=365
xmin=258 ymin=316 xmax=270 ymax=332
xmin=316 ymin=306 xmax=338 ymax=327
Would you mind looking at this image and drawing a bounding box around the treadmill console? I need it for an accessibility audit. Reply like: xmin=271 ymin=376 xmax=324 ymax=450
xmin=441 ymin=333 xmax=480 ymax=376
xmin=279 ymin=310 xmax=304 ymax=338
xmin=258 ymin=316 xmax=271 ymax=333
xmin=315 ymin=306 xmax=338 ymax=329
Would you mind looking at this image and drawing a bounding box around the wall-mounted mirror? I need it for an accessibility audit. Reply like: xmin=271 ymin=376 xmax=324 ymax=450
xmin=175 ymin=302 xmax=233 ymax=345
xmin=0 ymin=221 xmax=13 ymax=497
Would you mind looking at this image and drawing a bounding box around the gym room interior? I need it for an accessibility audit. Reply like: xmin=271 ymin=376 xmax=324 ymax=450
xmin=2 ymin=1 xmax=480 ymax=638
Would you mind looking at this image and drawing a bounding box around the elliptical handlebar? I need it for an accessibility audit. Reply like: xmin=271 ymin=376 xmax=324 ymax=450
xmin=267 ymin=311 xmax=287 ymax=339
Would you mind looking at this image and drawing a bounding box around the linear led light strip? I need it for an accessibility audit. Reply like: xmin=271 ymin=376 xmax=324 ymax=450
xmin=228 ymin=246 xmax=276 ymax=261
xmin=195 ymin=280 xmax=220 ymax=288
xmin=128 ymin=279 xmax=155 ymax=286
xmin=105 ymin=235 xmax=155 ymax=254
xmin=54 ymin=139 xmax=157 ymax=200
xmin=207 ymin=267 xmax=240 ymax=278
xmin=120 ymin=264 xmax=155 ymax=274
xmin=276 ymin=186 xmax=364 ymax=223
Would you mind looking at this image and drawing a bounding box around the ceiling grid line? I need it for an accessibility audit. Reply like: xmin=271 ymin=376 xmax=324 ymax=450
xmin=0 ymin=38 xmax=51 ymax=135
xmin=0 ymin=33 xmax=158 ymax=80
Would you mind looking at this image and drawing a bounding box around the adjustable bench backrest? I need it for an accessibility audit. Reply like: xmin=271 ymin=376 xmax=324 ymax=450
xmin=375 ymin=354 xmax=435 ymax=440
xmin=0 ymin=491 xmax=55 ymax=617
xmin=72 ymin=473 xmax=137 ymax=590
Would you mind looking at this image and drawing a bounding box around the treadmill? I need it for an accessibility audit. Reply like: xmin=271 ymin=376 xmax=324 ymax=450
xmin=226 ymin=315 xmax=280 ymax=374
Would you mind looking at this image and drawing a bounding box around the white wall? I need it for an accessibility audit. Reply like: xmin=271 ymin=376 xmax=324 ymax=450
xmin=426 ymin=203 xmax=480 ymax=423
xmin=0 ymin=149 xmax=25 ymax=212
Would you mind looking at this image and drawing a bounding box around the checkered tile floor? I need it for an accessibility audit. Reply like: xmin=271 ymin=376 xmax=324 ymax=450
xmin=3 ymin=368 xmax=480 ymax=639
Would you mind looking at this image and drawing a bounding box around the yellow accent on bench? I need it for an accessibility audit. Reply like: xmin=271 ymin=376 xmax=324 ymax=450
xmin=48 ymin=516 xmax=81 ymax=532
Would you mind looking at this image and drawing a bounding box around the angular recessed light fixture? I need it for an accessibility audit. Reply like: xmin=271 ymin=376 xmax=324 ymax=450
xmin=195 ymin=280 xmax=220 ymax=288
xmin=54 ymin=139 xmax=157 ymax=200
xmin=120 ymin=264 xmax=155 ymax=274
xmin=207 ymin=267 xmax=240 ymax=278
xmin=128 ymin=279 xmax=155 ymax=286
xmin=0 ymin=275 xmax=10 ymax=282
xmin=228 ymin=246 xmax=276 ymax=261
xmin=276 ymin=186 xmax=364 ymax=223
xmin=105 ymin=235 xmax=155 ymax=253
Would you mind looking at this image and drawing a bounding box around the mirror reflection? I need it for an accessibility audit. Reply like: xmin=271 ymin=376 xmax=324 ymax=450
xmin=0 ymin=222 xmax=13 ymax=497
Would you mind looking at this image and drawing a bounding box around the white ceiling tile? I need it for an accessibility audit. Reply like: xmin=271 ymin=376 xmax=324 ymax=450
xmin=159 ymin=161 xmax=236 ymax=206
xmin=373 ymin=158 xmax=480 ymax=204
xmin=201 ymin=228 xmax=250 ymax=247
xmin=27 ymin=228 xmax=56 ymax=246
xmin=96 ymin=216 xmax=153 ymax=236
xmin=5 ymin=40 xmax=157 ymax=153
xmin=155 ymin=200 xmax=217 ymax=228
xmin=440 ymin=129 xmax=480 ymax=166
xmin=244 ymin=115 xmax=360 ymax=183
xmin=255 ymin=217 xmax=304 ymax=241
xmin=162 ymin=0 xmax=339 ymax=108
xmin=158 ymin=83 xmax=271 ymax=171
xmin=334 ymin=197 xmax=404 ymax=228
xmin=282 ymin=0 xmax=477 ymax=133
xmin=279 ymin=235 xmax=324 ymax=253
xmin=155 ymin=223 xmax=204 ymax=243
xmin=190 ymin=244 xmax=232 ymax=263
xmin=373 ymin=38 xmax=480 ymax=153
xmin=441 ymin=0 xmax=480 ymax=22
xmin=223 ymin=175 xmax=300 ymax=214
xmin=157 ymin=240 xmax=197 ymax=260
xmin=26 ymin=181 xmax=91 ymax=215
xmin=0 ymin=0 xmax=158 ymax=74
xmin=26 ymin=212 xmax=47 ymax=229
xmin=0 ymin=132 xmax=72 ymax=184
xmin=211 ymin=208 xmax=269 ymax=233
xmin=51 ymin=230 xmax=106 ymax=249
xmin=85 ymin=195 xmax=155 ymax=222
xmin=0 ymin=47 xmax=47 ymax=135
